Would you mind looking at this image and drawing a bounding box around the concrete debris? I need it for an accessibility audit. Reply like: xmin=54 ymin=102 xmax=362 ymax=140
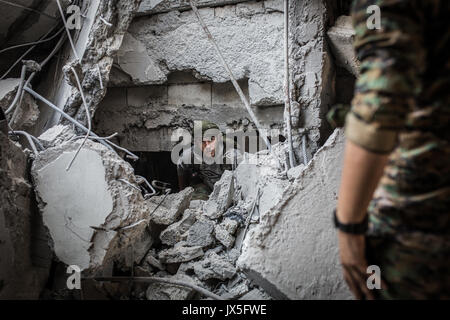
xmin=0 ymin=132 xmax=50 ymax=299
xmin=159 ymin=243 xmax=204 ymax=264
xmin=147 ymin=187 xmax=194 ymax=225
xmin=193 ymin=252 xmax=236 ymax=281
xmin=327 ymin=16 xmax=359 ymax=76
xmin=222 ymin=282 xmax=250 ymax=299
xmin=214 ymin=223 xmax=236 ymax=249
xmin=237 ymin=130 xmax=352 ymax=299
xmin=187 ymin=219 xmax=215 ymax=247
xmin=0 ymin=78 xmax=39 ymax=130
xmin=31 ymin=139 xmax=154 ymax=273
xmin=160 ymin=209 xmax=197 ymax=246
xmin=146 ymin=253 xmax=166 ymax=271
xmin=38 ymin=125 xmax=75 ymax=148
xmin=203 ymin=170 xmax=234 ymax=219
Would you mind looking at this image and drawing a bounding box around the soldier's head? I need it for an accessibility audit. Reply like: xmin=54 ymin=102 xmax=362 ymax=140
xmin=197 ymin=120 xmax=220 ymax=157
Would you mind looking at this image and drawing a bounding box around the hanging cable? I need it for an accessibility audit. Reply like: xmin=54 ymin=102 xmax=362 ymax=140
xmin=65 ymin=66 xmax=91 ymax=171
xmin=189 ymin=0 xmax=283 ymax=169
xmin=284 ymin=0 xmax=296 ymax=169
xmin=0 ymin=27 xmax=64 ymax=54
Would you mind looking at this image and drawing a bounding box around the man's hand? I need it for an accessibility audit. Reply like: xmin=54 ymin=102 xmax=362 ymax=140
xmin=338 ymin=231 xmax=374 ymax=300
xmin=336 ymin=140 xmax=389 ymax=299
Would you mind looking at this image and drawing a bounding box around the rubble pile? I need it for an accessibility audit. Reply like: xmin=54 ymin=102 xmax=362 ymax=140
xmin=125 ymin=167 xmax=276 ymax=300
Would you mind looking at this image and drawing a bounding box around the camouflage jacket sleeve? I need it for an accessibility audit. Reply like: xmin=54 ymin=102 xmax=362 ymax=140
xmin=345 ymin=0 xmax=425 ymax=153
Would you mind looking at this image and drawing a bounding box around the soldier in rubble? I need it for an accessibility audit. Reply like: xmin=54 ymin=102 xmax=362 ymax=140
xmin=334 ymin=0 xmax=450 ymax=299
xmin=177 ymin=120 xmax=242 ymax=200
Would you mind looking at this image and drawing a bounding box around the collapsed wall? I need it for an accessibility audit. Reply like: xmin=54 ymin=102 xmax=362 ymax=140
xmin=31 ymin=134 xmax=155 ymax=274
xmin=237 ymin=129 xmax=352 ymax=299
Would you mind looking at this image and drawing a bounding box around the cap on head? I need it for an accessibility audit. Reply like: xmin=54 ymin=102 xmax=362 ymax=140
xmin=200 ymin=120 xmax=219 ymax=133
xmin=196 ymin=120 xmax=219 ymax=142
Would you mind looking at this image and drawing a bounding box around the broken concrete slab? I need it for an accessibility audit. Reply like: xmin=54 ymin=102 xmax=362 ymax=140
xmin=203 ymin=170 xmax=234 ymax=219
xmin=327 ymin=16 xmax=359 ymax=76
xmin=193 ymin=252 xmax=236 ymax=281
xmin=37 ymin=125 xmax=75 ymax=148
xmin=147 ymin=187 xmax=194 ymax=225
xmin=237 ymin=129 xmax=352 ymax=300
xmin=31 ymin=139 xmax=154 ymax=273
xmin=160 ymin=209 xmax=197 ymax=245
xmin=187 ymin=219 xmax=215 ymax=248
xmin=158 ymin=243 xmax=204 ymax=264
xmin=0 ymin=78 xmax=39 ymax=131
xmin=214 ymin=223 xmax=235 ymax=249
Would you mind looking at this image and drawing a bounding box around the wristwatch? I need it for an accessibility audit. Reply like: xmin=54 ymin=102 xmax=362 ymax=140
xmin=333 ymin=209 xmax=368 ymax=235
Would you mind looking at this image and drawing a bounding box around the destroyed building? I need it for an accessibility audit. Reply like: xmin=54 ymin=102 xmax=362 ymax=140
xmin=0 ymin=0 xmax=356 ymax=300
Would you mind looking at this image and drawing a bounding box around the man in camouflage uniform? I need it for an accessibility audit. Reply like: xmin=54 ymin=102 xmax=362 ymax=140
xmin=335 ymin=0 xmax=450 ymax=299
xmin=177 ymin=120 xmax=241 ymax=200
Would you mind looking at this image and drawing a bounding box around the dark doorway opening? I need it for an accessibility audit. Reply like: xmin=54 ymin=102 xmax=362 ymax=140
xmin=130 ymin=151 xmax=180 ymax=193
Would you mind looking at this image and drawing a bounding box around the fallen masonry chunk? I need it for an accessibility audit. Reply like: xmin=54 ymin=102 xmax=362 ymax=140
xmin=0 ymin=78 xmax=39 ymax=130
xmin=147 ymin=187 xmax=194 ymax=225
xmin=31 ymin=139 xmax=153 ymax=273
xmin=203 ymin=170 xmax=234 ymax=219
xmin=187 ymin=219 xmax=215 ymax=248
xmin=214 ymin=224 xmax=235 ymax=249
xmin=327 ymin=15 xmax=359 ymax=76
xmin=38 ymin=125 xmax=75 ymax=148
xmin=146 ymin=254 xmax=165 ymax=271
xmin=220 ymin=218 xmax=239 ymax=235
xmin=189 ymin=199 xmax=205 ymax=210
xmin=237 ymin=130 xmax=352 ymax=299
xmin=160 ymin=209 xmax=197 ymax=246
xmin=193 ymin=252 xmax=236 ymax=281
xmin=222 ymin=282 xmax=250 ymax=300
xmin=158 ymin=243 xmax=204 ymax=264
xmin=208 ymin=253 xmax=237 ymax=280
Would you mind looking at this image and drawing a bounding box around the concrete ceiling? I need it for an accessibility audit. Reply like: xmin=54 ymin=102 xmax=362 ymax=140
xmin=0 ymin=0 xmax=62 ymax=49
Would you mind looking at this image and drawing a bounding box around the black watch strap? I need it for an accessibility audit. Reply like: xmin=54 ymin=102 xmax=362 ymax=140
xmin=333 ymin=209 xmax=368 ymax=235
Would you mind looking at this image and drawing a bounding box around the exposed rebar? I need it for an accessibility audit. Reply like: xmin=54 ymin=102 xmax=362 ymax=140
xmin=96 ymin=64 xmax=104 ymax=90
xmin=9 ymin=130 xmax=40 ymax=155
xmin=65 ymin=66 xmax=91 ymax=171
xmin=302 ymin=133 xmax=308 ymax=165
xmin=24 ymin=86 xmax=139 ymax=160
xmin=284 ymin=0 xmax=296 ymax=169
xmin=5 ymin=65 xmax=27 ymax=114
xmin=136 ymin=175 xmax=157 ymax=197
